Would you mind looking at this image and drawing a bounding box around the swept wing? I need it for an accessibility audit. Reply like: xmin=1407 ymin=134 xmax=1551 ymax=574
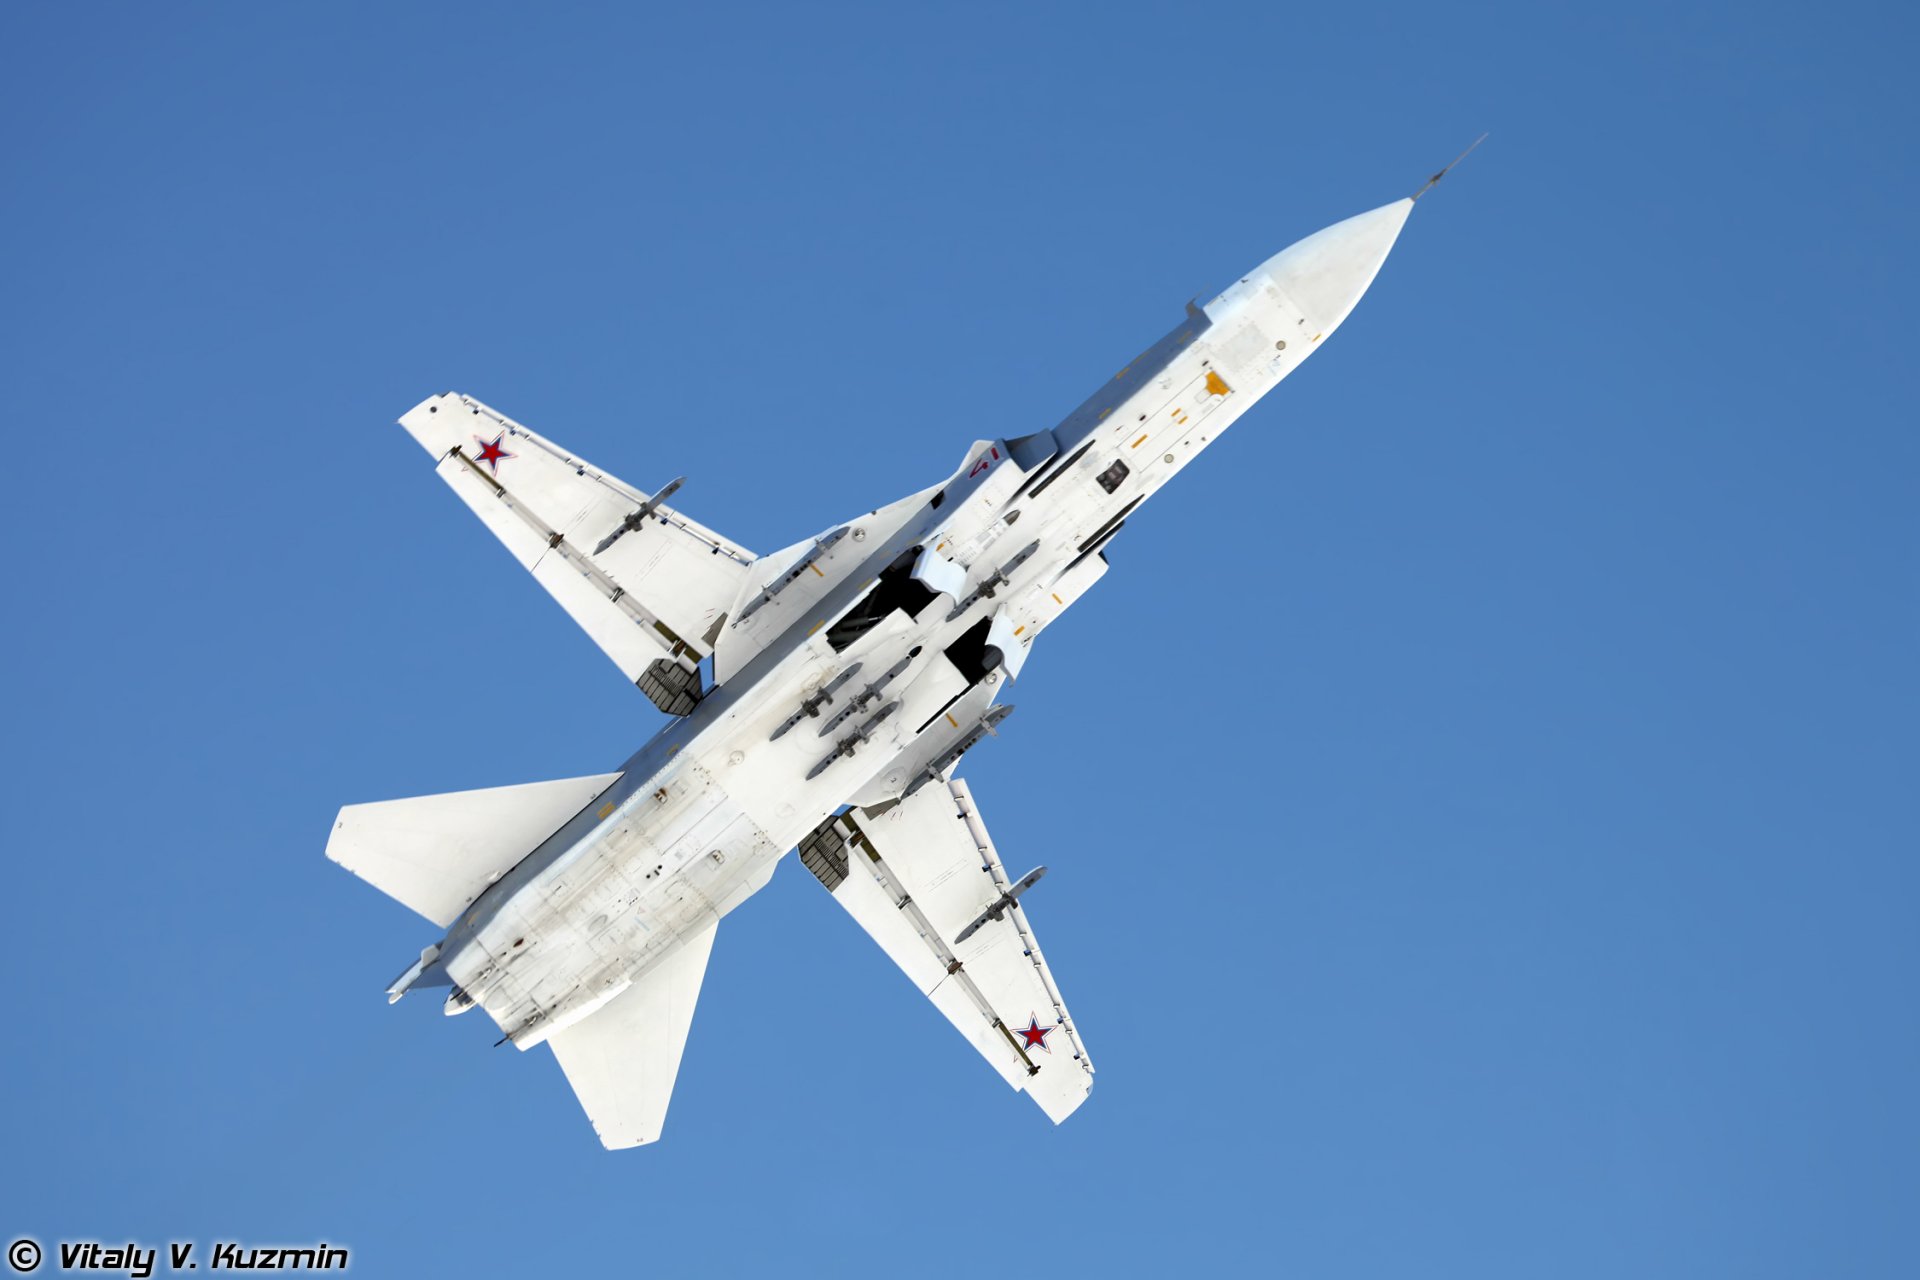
xmin=399 ymin=393 xmax=753 ymax=697
xmin=799 ymin=778 xmax=1093 ymax=1121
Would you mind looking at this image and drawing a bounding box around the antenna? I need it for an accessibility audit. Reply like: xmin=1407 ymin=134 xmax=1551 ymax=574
xmin=1413 ymin=133 xmax=1488 ymax=202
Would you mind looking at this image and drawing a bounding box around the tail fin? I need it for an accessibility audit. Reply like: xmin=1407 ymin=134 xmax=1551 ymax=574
xmin=325 ymin=773 xmax=621 ymax=927
xmin=548 ymin=921 xmax=717 ymax=1148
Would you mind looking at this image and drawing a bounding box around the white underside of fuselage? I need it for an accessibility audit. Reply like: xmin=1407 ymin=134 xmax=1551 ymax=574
xmin=444 ymin=198 xmax=1414 ymax=1050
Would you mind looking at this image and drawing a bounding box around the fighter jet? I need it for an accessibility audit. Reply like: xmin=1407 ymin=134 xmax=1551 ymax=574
xmin=329 ymin=190 xmax=1427 ymax=1148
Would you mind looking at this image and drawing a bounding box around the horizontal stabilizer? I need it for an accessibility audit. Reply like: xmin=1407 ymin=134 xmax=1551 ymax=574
xmin=326 ymin=773 xmax=621 ymax=927
xmin=548 ymin=922 xmax=718 ymax=1149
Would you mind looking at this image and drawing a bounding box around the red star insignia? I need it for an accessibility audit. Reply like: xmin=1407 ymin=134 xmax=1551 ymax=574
xmin=1016 ymin=1014 xmax=1055 ymax=1053
xmin=474 ymin=431 xmax=515 ymax=474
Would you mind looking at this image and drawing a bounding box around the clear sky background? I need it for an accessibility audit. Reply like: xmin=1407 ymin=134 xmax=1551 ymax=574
xmin=3 ymin=3 xmax=1914 ymax=1276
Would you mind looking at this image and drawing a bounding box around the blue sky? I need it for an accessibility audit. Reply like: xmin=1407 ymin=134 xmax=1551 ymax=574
xmin=3 ymin=2 xmax=1915 ymax=1275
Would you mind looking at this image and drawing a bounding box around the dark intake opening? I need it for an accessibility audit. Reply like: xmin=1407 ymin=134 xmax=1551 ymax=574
xmin=826 ymin=547 xmax=938 ymax=652
xmin=944 ymin=615 xmax=1001 ymax=684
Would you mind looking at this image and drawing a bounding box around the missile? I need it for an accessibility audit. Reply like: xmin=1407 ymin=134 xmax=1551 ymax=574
xmin=817 ymin=653 xmax=917 ymax=737
xmin=807 ymin=701 xmax=900 ymax=780
xmin=947 ymin=540 xmax=1040 ymax=620
xmin=736 ymin=527 xmax=849 ymax=622
xmin=593 ymin=475 xmax=687 ymax=553
xmin=954 ymin=865 xmax=1047 ymax=944
xmin=770 ymin=662 xmax=863 ymax=740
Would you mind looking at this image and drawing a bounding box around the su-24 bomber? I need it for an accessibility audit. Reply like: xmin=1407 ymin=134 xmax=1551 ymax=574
xmin=328 ymin=160 xmax=1470 ymax=1148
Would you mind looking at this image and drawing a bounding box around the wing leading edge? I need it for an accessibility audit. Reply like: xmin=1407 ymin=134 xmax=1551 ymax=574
xmin=798 ymin=778 xmax=1094 ymax=1122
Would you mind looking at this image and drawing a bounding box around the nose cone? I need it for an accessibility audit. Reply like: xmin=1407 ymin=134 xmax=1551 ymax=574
xmin=1260 ymin=198 xmax=1412 ymax=335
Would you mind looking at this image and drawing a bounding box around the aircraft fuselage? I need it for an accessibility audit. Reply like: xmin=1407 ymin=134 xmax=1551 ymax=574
xmin=421 ymin=200 xmax=1416 ymax=1049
